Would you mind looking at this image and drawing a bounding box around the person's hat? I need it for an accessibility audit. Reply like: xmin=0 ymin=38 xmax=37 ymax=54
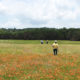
xmin=55 ymin=40 xmax=57 ymax=42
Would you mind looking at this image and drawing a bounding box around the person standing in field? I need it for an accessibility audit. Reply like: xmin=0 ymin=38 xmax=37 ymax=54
xmin=41 ymin=40 xmax=43 ymax=44
xmin=52 ymin=40 xmax=58 ymax=55
xmin=46 ymin=40 xmax=48 ymax=44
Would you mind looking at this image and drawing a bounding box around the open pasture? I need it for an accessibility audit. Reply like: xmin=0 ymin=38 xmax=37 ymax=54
xmin=0 ymin=40 xmax=80 ymax=80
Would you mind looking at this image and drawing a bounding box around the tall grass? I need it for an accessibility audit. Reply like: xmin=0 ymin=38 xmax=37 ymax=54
xmin=0 ymin=40 xmax=80 ymax=44
xmin=0 ymin=41 xmax=80 ymax=54
xmin=0 ymin=40 xmax=80 ymax=80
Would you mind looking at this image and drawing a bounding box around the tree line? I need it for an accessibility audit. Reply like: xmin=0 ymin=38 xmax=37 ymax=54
xmin=0 ymin=27 xmax=80 ymax=41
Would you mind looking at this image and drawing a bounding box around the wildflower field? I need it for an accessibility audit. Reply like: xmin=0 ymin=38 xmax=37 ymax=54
xmin=0 ymin=40 xmax=80 ymax=80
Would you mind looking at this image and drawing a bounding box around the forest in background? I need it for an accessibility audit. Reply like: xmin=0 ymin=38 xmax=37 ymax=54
xmin=0 ymin=27 xmax=80 ymax=41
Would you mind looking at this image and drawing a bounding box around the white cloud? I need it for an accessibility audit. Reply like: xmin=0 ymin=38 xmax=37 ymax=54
xmin=0 ymin=21 xmax=20 ymax=28
xmin=0 ymin=2 xmax=7 ymax=15
xmin=69 ymin=23 xmax=80 ymax=28
xmin=0 ymin=0 xmax=80 ymax=28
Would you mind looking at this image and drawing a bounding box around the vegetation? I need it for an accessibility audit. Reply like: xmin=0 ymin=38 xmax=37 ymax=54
xmin=0 ymin=27 xmax=80 ymax=40
xmin=0 ymin=40 xmax=80 ymax=80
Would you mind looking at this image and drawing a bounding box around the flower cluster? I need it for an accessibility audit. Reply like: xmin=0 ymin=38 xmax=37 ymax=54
xmin=0 ymin=53 xmax=80 ymax=80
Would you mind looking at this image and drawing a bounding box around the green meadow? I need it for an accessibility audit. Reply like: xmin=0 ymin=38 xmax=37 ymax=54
xmin=0 ymin=40 xmax=80 ymax=54
xmin=0 ymin=40 xmax=80 ymax=80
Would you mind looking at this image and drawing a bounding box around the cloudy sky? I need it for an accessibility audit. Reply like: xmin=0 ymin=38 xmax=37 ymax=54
xmin=0 ymin=0 xmax=80 ymax=29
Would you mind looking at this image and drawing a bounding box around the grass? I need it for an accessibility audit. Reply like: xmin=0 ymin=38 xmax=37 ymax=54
xmin=0 ymin=40 xmax=80 ymax=80
xmin=0 ymin=39 xmax=80 ymax=44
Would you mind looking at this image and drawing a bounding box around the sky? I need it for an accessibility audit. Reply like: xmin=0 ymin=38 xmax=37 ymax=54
xmin=0 ymin=0 xmax=80 ymax=29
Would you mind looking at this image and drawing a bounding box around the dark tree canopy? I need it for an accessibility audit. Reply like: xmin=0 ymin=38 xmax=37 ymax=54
xmin=0 ymin=27 xmax=80 ymax=41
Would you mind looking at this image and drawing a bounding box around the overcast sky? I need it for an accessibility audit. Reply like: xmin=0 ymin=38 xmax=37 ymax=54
xmin=0 ymin=0 xmax=80 ymax=29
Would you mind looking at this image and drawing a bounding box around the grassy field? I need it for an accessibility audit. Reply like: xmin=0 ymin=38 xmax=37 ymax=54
xmin=0 ymin=40 xmax=80 ymax=44
xmin=0 ymin=40 xmax=80 ymax=80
